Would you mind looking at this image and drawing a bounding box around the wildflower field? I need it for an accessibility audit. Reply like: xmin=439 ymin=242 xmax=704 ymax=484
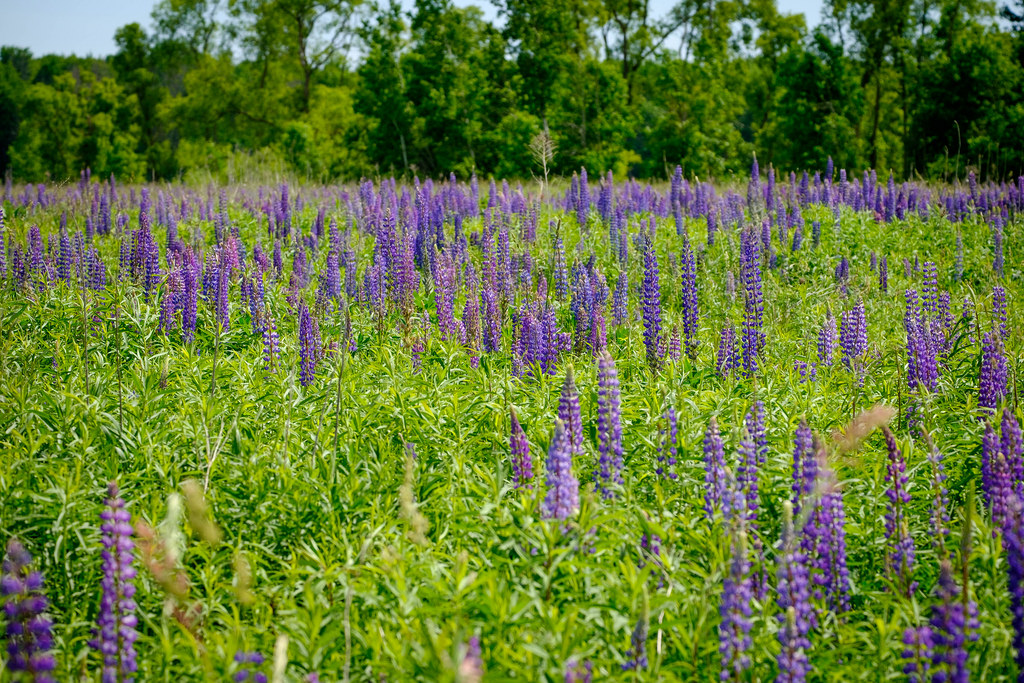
xmin=0 ymin=165 xmax=1022 ymax=682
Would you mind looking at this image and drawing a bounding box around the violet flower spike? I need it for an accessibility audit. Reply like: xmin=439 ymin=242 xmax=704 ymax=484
xmin=91 ymin=481 xmax=138 ymax=683
xmin=542 ymin=419 xmax=579 ymax=521
xmin=595 ymin=352 xmax=623 ymax=498
xmin=2 ymin=539 xmax=56 ymax=682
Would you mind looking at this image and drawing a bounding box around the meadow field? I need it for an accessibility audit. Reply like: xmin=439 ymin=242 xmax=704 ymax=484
xmin=0 ymin=166 xmax=1021 ymax=681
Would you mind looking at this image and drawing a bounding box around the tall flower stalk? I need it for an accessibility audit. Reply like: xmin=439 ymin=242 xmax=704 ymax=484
xmin=91 ymin=482 xmax=138 ymax=683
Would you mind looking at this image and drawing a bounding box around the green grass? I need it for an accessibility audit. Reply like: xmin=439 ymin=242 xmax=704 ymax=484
xmin=0 ymin=182 xmax=1020 ymax=681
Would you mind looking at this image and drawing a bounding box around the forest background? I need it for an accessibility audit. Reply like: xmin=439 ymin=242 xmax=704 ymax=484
xmin=2 ymin=0 xmax=1024 ymax=183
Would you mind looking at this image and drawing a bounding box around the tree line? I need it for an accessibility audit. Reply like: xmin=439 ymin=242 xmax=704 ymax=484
xmin=1 ymin=0 xmax=1023 ymax=183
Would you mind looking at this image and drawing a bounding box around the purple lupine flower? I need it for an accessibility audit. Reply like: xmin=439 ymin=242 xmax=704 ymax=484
xmin=612 ymin=272 xmax=628 ymax=326
xmin=577 ymin=167 xmax=590 ymax=228
xmin=86 ymin=247 xmax=107 ymax=291
xmin=802 ymin=439 xmax=851 ymax=614
xmin=928 ymin=560 xmax=979 ymax=683
xmin=839 ymin=299 xmax=867 ymax=374
xmin=993 ymin=285 xmax=1007 ymax=340
xmin=621 ymin=613 xmax=648 ymax=672
xmin=704 ymin=417 xmax=726 ymax=519
xmin=553 ymin=237 xmax=568 ymax=301
xmin=978 ymin=331 xmax=1008 ymax=412
xmin=1002 ymin=409 xmax=1024 ymax=495
xmin=817 ymin=312 xmax=837 ymax=368
xmin=988 ymin=444 xmax=1014 ymax=534
xmin=1004 ymin=498 xmax=1024 ymax=677
xmin=901 ymin=626 xmax=935 ymax=683
xmin=681 ymin=241 xmax=699 ymax=359
xmin=641 ymin=238 xmax=663 ymax=374
xmin=298 ymin=303 xmax=318 ymax=387
xmin=879 ymin=256 xmax=888 ymax=293
xmin=542 ymin=419 xmax=579 ymax=521
xmin=262 ymin=317 xmax=280 ymax=372
xmin=717 ymin=325 xmax=739 ymax=378
xmin=233 ymin=651 xmax=268 ymax=683
xmin=181 ymin=254 xmax=199 ymax=344
xmin=434 ymin=252 xmax=457 ymax=341
xmin=558 ymin=368 xmax=584 ymax=455
xmin=882 ymin=426 xmax=916 ymax=597
xmin=922 ymin=261 xmax=938 ymax=316
xmin=325 ymin=250 xmax=341 ymax=303
xmin=658 ymin=406 xmax=679 ymax=480
xmin=921 ymin=430 xmax=950 ymax=548
xmin=510 ymin=408 xmax=533 ymax=489
xmin=740 ymin=227 xmax=763 ymax=377
xmin=720 ymin=475 xmax=753 ymax=682
xmin=2 ymin=539 xmax=56 ymax=682
xmin=791 ymin=421 xmax=816 ymax=516
xmin=216 ymin=255 xmax=231 ymax=332
xmin=811 ymin=221 xmax=821 ymax=250
xmin=482 ymin=287 xmax=501 ymax=353
xmin=595 ymin=352 xmax=623 ymax=498
xmin=56 ymin=230 xmax=71 ymax=284
xmin=91 ymin=482 xmax=138 ymax=683
xmin=564 ymin=658 xmax=593 ymax=682
xmin=905 ymin=290 xmax=939 ymax=394
xmin=776 ymin=503 xmax=814 ymax=683
xmin=410 ymin=336 xmax=424 ymax=373
xmin=736 ymin=426 xmax=759 ymax=530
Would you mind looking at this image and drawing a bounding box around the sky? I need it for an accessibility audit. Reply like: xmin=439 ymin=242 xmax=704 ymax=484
xmin=1 ymin=0 xmax=825 ymax=58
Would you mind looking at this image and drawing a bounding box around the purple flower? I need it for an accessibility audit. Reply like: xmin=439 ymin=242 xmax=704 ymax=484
xmin=993 ymin=285 xmax=1008 ymax=340
xmin=921 ymin=430 xmax=950 ymax=548
xmin=839 ymin=299 xmax=867 ymax=376
xmin=564 ymin=658 xmax=593 ymax=682
xmin=641 ymin=238 xmax=663 ymax=374
xmin=791 ymin=421 xmax=816 ymax=516
xmin=680 ymin=241 xmax=699 ymax=359
xmin=181 ymin=254 xmax=199 ymax=344
xmin=2 ymin=539 xmax=56 ymax=682
xmin=482 ymin=287 xmax=501 ymax=353
xmin=740 ymin=227 xmax=764 ymax=377
xmin=595 ymin=352 xmax=623 ymax=497
xmin=298 ymin=303 xmax=319 ymax=387
xmin=717 ymin=325 xmax=740 ymax=378
xmin=1004 ymin=498 xmax=1024 ymax=676
xmin=882 ymin=426 xmax=916 ymax=597
xmin=612 ymin=272 xmax=628 ymax=326
xmin=542 ymin=420 xmax=578 ymax=521
xmin=901 ymin=626 xmax=934 ymax=683
xmin=978 ymin=331 xmax=1008 ymax=412
xmin=216 ymin=253 xmax=231 ymax=332
xmin=91 ymin=482 xmax=138 ymax=683
xmin=510 ymin=408 xmax=533 ymax=489
xmin=233 ymin=652 xmax=268 ymax=683
xmin=928 ymin=560 xmax=979 ymax=683
xmin=879 ymin=256 xmax=888 ymax=293
xmin=704 ymin=418 xmax=726 ymax=519
xmin=1002 ymin=409 xmax=1024 ymax=495
xmin=776 ymin=503 xmax=814 ymax=683
xmin=558 ymin=368 xmax=584 ymax=455
xmin=817 ymin=312 xmax=837 ymax=368
xmin=621 ymin=614 xmax=648 ymax=671
xmin=720 ymin=477 xmax=753 ymax=681
xmin=325 ymin=249 xmax=341 ymax=303
xmin=922 ymin=261 xmax=938 ymax=316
